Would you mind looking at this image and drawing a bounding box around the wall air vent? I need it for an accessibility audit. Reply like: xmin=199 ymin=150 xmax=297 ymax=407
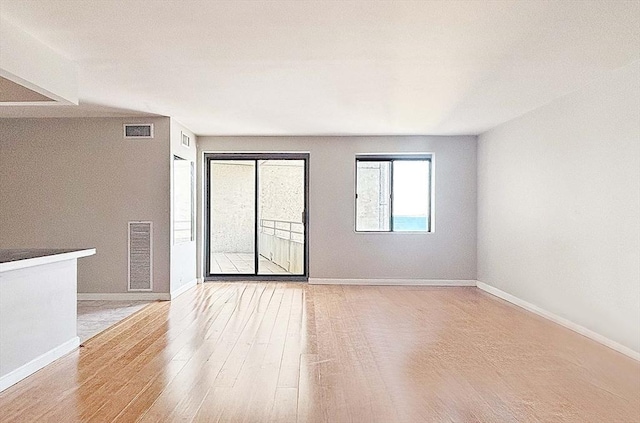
xmin=128 ymin=221 xmax=153 ymax=291
xmin=124 ymin=124 xmax=154 ymax=139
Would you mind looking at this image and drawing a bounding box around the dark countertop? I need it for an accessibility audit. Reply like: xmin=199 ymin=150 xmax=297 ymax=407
xmin=0 ymin=249 xmax=93 ymax=264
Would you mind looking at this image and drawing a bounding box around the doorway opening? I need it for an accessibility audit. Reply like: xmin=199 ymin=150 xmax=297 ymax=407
xmin=204 ymin=153 xmax=309 ymax=281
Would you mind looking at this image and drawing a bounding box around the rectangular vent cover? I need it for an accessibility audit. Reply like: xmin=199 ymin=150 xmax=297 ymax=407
xmin=124 ymin=124 xmax=154 ymax=138
xmin=128 ymin=221 xmax=153 ymax=291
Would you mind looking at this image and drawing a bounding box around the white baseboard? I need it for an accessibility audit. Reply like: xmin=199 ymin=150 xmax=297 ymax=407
xmin=309 ymin=278 xmax=476 ymax=286
xmin=77 ymin=293 xmax=171 ymax=301
xmin=476 ymin=281 xmax=640 ymax=361
xmin=0 ymin=337 xmax=79 ymax=392
xmin=170 ymin=278 xmax=197 ymax=299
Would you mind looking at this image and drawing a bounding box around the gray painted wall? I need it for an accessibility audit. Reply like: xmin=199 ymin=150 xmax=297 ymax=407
xmin=478 ymin=62 xmax=640 ymax=353
xmin=0 ymin=117 xmax=172 ymax=294
xmin=197 ymin=136 xmax=477 ymax=281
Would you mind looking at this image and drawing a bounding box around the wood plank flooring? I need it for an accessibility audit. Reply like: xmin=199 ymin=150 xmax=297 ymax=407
xmin=1 ymin=283 xmax=638 ymax=422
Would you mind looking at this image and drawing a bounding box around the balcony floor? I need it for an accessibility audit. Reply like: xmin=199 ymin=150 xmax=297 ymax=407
xmin=210 ymin=252 xmax=291 ymax=275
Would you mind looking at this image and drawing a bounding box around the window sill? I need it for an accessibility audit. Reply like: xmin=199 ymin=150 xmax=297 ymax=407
xmin=354 ymin=230 xmax=434 ymax=235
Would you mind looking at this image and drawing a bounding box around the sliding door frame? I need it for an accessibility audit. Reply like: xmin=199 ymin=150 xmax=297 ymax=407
xmin=204 ymin=152 xmax=309 ymax=281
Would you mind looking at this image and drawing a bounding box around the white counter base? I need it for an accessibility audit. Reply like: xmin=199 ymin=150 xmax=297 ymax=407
xmin=0 ymin=337 xmax=79 ymax=392
xmin=0 ymin=248 xmax=95 ymax=392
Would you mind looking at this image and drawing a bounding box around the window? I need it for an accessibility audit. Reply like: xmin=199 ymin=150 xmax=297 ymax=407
xmin=173 ymin=156 xmax=195 ymax=243
xmin=355 ymin=155 xmax=432 ymax=232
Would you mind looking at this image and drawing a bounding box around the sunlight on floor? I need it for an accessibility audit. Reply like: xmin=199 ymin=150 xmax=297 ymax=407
xmin=77 ymin=300 xmax=151 ymax=342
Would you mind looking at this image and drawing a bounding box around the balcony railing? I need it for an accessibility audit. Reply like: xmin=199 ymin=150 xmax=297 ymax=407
xmin=259 ymin=219 xmax=304 ymax=244
xmin=259 ymin=219 xmax=304 ymax=273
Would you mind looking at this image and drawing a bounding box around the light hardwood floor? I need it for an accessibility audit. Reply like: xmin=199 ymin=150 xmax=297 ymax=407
xmin=1 ymin=283 xmax=638 ymax=422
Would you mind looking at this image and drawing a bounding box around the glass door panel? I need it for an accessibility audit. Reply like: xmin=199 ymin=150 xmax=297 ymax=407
xmin=209 ymin=160 xmax=256 ymax=275
xmin=257 ymin=159 xmax=305 ymax=275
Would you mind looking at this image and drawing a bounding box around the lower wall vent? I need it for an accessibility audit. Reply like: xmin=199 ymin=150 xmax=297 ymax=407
xmin=128 ymin=221 xmax=153 ymax=291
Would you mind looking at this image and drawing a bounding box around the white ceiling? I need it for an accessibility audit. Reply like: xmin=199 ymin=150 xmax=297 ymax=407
xmin=0 ymin=0 xmax=638 ymax=135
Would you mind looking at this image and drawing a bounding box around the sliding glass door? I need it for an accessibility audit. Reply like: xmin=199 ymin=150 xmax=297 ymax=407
xmin=205 ymin=153 xmax=308 ymax=280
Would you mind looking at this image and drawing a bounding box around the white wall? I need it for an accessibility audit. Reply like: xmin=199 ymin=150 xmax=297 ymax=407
xmin=0 ymin=117 xmax=172 ymax=294
xmin=197 ymin=136 xmax=477 ymax=281
xmin=170 ymin=119 xmax=197 ymax=292
xmin=209 ymin=161 xmax=256 ymax=253
xmin=478 ymin=62 xmax=640 ymax=354
xmin=259 ymin=160 xmax=305 ymax=223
